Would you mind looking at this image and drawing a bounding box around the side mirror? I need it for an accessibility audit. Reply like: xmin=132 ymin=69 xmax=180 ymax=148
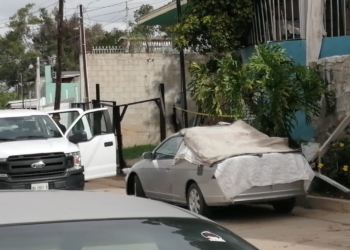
xmin=69 ymin=131 xmax=88 ymax=144
xmin=142 ymin=152 xmax=153 ymax=160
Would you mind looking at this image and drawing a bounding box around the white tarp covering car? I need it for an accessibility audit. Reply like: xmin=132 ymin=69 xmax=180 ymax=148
xmin=173 ymin=120 xmax=315 ymax=201
xmin=126 ymin=120 xmax=314 ymax=216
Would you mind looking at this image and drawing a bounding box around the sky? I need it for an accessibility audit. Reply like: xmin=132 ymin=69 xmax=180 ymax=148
xmin=0 ymin=0 xmax=170 ymax=35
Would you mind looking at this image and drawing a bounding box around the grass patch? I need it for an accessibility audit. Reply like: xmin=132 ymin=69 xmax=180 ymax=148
xmin=123 ymin=144 xmax=157 ymax=160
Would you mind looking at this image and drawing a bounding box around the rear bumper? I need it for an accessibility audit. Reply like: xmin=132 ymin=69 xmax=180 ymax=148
xmin=0 ymin=172 xmax=85 ymax=190
xmin=232 ymin=188 xmax=306 ymax=204
xmin=200 ymin=180 xmax=307 ymax=206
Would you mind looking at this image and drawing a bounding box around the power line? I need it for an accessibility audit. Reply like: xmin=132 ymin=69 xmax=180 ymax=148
xmin=64 ymin=0 xmax=169 ymax=19
xmin=101 ymin=17 xmax=125 ymax=28
xmin=85 ymin=1 xmax=135 ymax=13
xmin=2 ymin=0 xmax=169 ymax=29
xmin=0 ymin=0 xmax=56 ymax=23
xmin=0 ymin=1 xmax=58 ymax=27
xmin=0 ymin=0 xmax=168 ymax=29
xmin=0 ymin=35 xmax=80 ymax=66
xmin=84 ymin=6 xmax=139 ymax=19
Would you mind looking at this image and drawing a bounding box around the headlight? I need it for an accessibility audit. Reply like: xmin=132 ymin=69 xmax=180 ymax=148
xmin=65 ymin=152 xmax=82 ymax=172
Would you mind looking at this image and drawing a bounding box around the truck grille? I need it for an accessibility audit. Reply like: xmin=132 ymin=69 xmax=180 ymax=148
xmin=9 ymin=170 xmax=66 ymax=180
xmin=8 ymin=153 xmax=65 ymax=162
xmin=7 ymin=152 xmax=66 ymax=170
xmin=3 ymin=152 xmax=71 ymax=181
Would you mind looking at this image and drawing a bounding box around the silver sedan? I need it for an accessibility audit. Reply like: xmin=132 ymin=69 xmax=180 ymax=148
xmin=125 ymin=134 xmax=306 ymax=216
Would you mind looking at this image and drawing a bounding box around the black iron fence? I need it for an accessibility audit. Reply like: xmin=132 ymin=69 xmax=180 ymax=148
xmin=70 ymin=102 xmax=92 ymax=110
xmin=71 ymin=83 xmax=166 ymax=170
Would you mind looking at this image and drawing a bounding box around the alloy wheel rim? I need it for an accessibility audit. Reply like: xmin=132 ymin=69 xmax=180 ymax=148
xmin=189 ymin=189 xmax=200 ymax=214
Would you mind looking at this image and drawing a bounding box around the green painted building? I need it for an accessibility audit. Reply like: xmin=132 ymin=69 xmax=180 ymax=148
xmin=44 ymin=66 xmax=81 ymax=104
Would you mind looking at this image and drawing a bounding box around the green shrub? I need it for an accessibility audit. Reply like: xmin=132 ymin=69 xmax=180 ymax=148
xmin=322 ymin=138 xmax=350 ymax=188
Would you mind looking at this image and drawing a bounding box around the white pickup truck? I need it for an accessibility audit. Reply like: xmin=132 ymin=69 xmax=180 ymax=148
xmin=0 ymin=107 xmax=116 ymax=190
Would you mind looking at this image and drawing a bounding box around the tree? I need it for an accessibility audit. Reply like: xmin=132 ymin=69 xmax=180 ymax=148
xmin=95 ymin=28 xmax=126 ymax=47
xmin=0 ymin=86 xmax=17 ymax=108
xmin=188 ymin=45 xmax=336 ymax=137
xmin=0 ymin=4 xmax=40 ymax=87
xmin=32 ymin=8 xmax=105 ymax=71
xmin=0 ymin=2 xmax=108 ymax=89
xmin=167 ymin=0 xmax=254 ymax=54
xmin=130 ymin=4 xmax=156 ymax=38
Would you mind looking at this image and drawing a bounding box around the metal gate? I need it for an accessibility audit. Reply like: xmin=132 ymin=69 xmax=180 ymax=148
xmin=72 ymin=84 xmax=166 ymax=169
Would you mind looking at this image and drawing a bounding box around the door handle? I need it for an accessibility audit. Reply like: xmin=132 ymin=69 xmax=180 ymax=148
xmin=104 ymin=141 xmax=113 ymax=147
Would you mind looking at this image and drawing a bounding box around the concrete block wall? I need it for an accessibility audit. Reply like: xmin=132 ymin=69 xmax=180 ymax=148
xmin=86 ymin=53 xmax=208 ymax=147
xmin=315 ymin=55 xmax=350 ymax=142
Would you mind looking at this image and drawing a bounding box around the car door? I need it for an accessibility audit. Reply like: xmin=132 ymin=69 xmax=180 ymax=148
xmin=168 ymin=141 xmax=197 ymax=204
xmin=143 ymin=136 xmax=183 ymax=201
xmin=52 ymin=108 xmax=117 ymax=180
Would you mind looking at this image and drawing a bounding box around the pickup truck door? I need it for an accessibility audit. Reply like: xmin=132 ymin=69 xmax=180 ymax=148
xmin=48 ymin=108 xmax=117 ymax=180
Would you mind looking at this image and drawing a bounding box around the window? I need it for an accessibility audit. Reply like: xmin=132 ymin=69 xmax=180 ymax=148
xmin=155 ymin=137 xmax=183 ymax=160
xmin=67 ymin=110 xmax=112 ymax=141
xmin=50 ymin=111 xmax=80 ymax=130
xmin=0 ymin=218 xmax=256 ymax=250
xmin=0 ymin=115 xmax=62 ymax=141
xmin=85 ymin=110 xmax=109 ymax=136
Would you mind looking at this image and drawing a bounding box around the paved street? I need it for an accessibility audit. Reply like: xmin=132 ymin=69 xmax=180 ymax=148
xmin=86 ymin=179 xmax=350 ymax=250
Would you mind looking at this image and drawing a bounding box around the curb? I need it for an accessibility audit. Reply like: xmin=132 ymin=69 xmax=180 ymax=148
xmin=297 ymin=195 xmax=350 ymax=213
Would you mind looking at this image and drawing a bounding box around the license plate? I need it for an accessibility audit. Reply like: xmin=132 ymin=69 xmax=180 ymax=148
xmin=31 ymin=183 xmax=49 ymax=191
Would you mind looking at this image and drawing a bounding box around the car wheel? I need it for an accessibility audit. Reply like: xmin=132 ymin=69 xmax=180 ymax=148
xmin=272 ymin=198 xmax=296 ymax=213
xmin=187 ymin=183 xmax=210 ymax=216
xmin=133 ymin=175 xmax=146 ymax=198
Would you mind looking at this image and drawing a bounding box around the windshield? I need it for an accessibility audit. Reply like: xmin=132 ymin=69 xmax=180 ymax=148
xmin=0 ymin=218 xmax=257 ymax=250
xmin=0 ymin=115 xmax=62 ymax=141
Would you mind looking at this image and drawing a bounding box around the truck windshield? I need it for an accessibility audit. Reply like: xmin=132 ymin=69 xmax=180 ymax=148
xmin=0 ymin=115 xmax=62 ymax=141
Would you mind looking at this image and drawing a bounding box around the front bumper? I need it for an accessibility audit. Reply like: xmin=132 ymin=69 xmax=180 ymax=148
xmin=0 ymin=172 xmax=85 ymax=190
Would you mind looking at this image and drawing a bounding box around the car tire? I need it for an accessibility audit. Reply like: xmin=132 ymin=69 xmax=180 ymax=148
xmin=187 ymin=183 xmax=210 ymax=216
xmin=133 ymin=175 xmax=146 ymax=198
xmin=272 ymin=198 xmax=296 ymax=213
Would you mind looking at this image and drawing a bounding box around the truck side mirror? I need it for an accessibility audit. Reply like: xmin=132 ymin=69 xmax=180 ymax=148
xmin=69 ymin=131 xmax=88 ymax=144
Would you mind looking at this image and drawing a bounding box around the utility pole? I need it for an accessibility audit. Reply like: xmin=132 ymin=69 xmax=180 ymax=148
xmin=36 ymin=57 xmax=40 ymax=110
xmin=78 ymin=25 xmax=83 ymax=102
xmin=54 ymin=0 xmax=64 ymax=110
xmin=20 ymin=73 xmax=24 ymax=109
xmin=176 ymin=0 xmax=188 ymax=128
xmin=125 ymin=1 xmax=129 ymax=33
xmin=80 ymin=4 xmax=90 ymax=104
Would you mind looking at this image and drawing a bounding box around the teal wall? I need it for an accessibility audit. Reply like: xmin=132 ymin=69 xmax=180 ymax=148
xmin=242 ymin=36 xmax=350 ymax=64
xmin=319 ymin=36 xmax=350 ymax=58
xmin=241 ymin=40 xmax=311 ymax=141
xmin=44 ymin=66 xmax=80 ymax=104
xmin=241 ymin=40 xmax=307 ymax=65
